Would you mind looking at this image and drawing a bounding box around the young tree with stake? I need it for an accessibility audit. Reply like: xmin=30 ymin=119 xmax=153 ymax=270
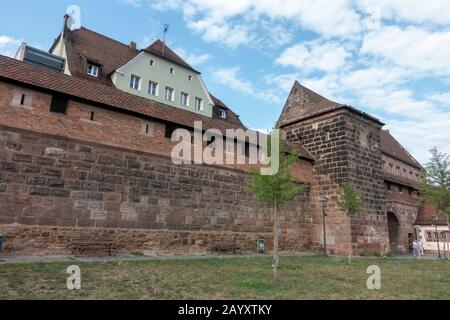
xmin=249 ymin=133 xmax=303 ymax=282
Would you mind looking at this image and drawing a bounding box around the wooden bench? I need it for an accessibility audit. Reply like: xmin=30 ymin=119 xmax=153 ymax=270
xmin=210 ymin=240 xmax=241 ymax=254
xmin=70 ymin=238 xmax=117 ymax=257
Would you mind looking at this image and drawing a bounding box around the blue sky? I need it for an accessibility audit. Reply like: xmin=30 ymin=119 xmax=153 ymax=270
xmin=0 ymin=0 xmax=449 ymax=163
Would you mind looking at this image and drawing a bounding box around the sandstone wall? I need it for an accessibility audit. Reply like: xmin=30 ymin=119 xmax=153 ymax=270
xmin=284 ymin=110 xmax=389 ymax=254
xmin=0 ymin=125 xmax=312 ymax=255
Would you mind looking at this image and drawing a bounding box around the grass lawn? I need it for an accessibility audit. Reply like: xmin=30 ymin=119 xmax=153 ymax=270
xmin=0 ymin=255 xmax=449 ymax=300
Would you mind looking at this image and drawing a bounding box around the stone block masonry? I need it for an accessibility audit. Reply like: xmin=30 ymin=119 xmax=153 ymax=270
xmin=0 ymin=125 xmax=312 ymax=255
xmin=284 ymin=110 xmax=389 ymax=254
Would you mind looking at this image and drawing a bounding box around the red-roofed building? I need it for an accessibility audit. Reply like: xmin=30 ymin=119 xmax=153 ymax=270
xmin=0 ymin=16 xmax=443 ymax=256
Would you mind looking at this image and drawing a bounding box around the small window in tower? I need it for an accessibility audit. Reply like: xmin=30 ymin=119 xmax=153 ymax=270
xmin=150 ymin=59 xmax=155 ymax=66
xmin=188 ymin=74 xmax=193 ymax=81
xmin=170 ymin=67 xmax=174 ymax=74
xmin=50 ymin=95 xmax=68 ymax=114
xmin=90 ymin=111 xmax=95 ymax=121
xmin=11 ymin=90 xmax=34 ymax=108
xmin=141 ymin=121 xmax=154 ymax=137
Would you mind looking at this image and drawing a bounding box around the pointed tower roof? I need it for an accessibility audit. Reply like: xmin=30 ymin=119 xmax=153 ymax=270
xmin=277 ymin=81 xmax=344 ymax=127
xmin=143 ymin=40 xmax=199 ymax=74
xmin=277 ymin=81 xmax=383 ymax=128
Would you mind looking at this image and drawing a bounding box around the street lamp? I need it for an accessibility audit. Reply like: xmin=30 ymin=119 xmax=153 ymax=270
xmin=432 ymin=214 xmax=442 ymax=259
xmin=320 ymin=196 xmax=328 ymax=256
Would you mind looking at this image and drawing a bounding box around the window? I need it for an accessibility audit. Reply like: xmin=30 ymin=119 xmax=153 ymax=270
xmin=181 ymin=92 xmax=189 ymax=106
xmin=206 ymin=135 xmax=215 ymax=147
xmin=130 ymin=74 xmax=141 ymax=90
xmin=50 ymin=95 xmax=68 ymax=114
xmin=11 ymin=90 xmax=33 ymax=108
xmin=149 ymin=59 xmax=155 ymax=66
xmin=195 ymin=97 xmax=203 ymax=111
xmin=219 ymin=108 xmax=227 ymax=119
xmin=170 ymin=67 xmax=174 ymax=74
xmin=90 ymin=111 xmax=95 ymax=121
xmin=188 ymin=74 xmax=192 ymax=81
xmin=426 ymin=232 xmax=433 ymax=241
xmin=86 ymin=63 xmax=99 ymax=77
xmin=165 ymin=124 xmax=177 ymax=139
xmin=140 ymin=121 xmax=154 ymax=136
xmin=165 ymin=86 xmax=174 ymax=101
xmin=148 ymin=81 xmax=158 ymax=96
xmin=399 ymin=186 xmax=403 ymax=193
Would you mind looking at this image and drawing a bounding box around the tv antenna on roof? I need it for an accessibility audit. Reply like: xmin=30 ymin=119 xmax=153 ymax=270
xmin=162 ymin=23 xmax=170 ymax=54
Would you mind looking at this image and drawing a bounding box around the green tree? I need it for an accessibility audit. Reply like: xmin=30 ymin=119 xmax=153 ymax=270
xmin=419 ymin=147 xmax=450 ymax=219
xmin=248 ymin=134 xmax=303 ymax=282
xmin=338 ymin=182 xmax=363 ymax=216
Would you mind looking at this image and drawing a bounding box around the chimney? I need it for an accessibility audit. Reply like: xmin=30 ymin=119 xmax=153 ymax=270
xmin=129 ymin=41 xmax=137 ymax=51
xmin=63 ymin=15 xmax=72 ymax=40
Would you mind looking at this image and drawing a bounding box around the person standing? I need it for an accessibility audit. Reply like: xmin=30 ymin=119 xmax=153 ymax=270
xmin=418 ymin=240 xmax=424 ymax=256
xmin=412 ymin=239 xmax=419 ymax=257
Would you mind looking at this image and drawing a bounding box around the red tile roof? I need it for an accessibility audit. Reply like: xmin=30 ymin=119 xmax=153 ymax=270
xmin=57 ymin=27 xmax=140 ymax=85
xmin=381 ymin=130 xmax=422 ymax=169
xmin=143 ymin=40 xmax=199 ymax=74
xmin=415 ymin=202 xmax=448 ymax=226
xmin=209 ymin=93 xmax=244 ymax=126
xmin=277 ymin=81 xmax=383 ymax=127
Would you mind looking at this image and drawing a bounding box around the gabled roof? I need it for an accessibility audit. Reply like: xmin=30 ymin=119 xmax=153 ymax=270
xmin=414 ymin=202 xmax=447 ymax=226
xmin=277 ymin=81 xmax=383 ymax=127
xmin=143 ymin=40 xmax=199 ymax=74
xmin=381 ymin=130 xmax=423 ymax=169
xmin=209 ymin=93 xmax=244 ymax=126
xmin=55 ymin=27 xmax=139 ymax=84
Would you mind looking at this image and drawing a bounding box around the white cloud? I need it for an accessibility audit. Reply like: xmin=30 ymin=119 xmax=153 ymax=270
xmin=357 ymin=0 xmax=450 ymax=26
xmin=0 ymin=35 xmax=21 ymax=57
xmin=173 ymin=46 xmax=211 ymax=66
xmin=119 ymin=0 xmax=142 ymax=8
xmin=339 ymin=66 xmax=411 ymax=91
xmin=361 ymin=26 xmax=450 ymax=76
xmin=386 ymin=117 xmax=450 ymax=164
xmin=429 ymin=93 xmax=450 ymax=108
xmin=145 ymin=0 xmax=362 ymax=49
xmin=276 ymin=40 xmax=351 ymax=72
xmin=210 ymin=67 xmax=282 ymax=103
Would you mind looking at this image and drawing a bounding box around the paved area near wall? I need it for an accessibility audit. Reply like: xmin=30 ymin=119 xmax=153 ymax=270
xmin=0 ymin=251 xmax=446 ymax=264
xmin=0 ymin=252 xmax=317 ymax=264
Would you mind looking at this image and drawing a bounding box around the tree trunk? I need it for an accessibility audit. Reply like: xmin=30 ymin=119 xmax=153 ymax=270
xmin=273 ymin=205 xmax=279 ymax=282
